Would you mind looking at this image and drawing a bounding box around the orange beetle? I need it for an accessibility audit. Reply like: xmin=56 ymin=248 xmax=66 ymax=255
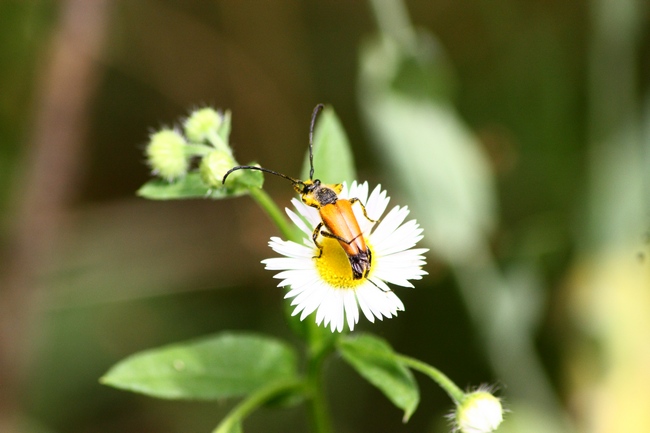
xmin=223 ymin=104 xmax=376 ymax=280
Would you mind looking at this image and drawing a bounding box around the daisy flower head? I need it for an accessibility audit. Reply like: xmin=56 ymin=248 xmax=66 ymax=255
xmin=262 ymin=181 xmax=428 ymax=332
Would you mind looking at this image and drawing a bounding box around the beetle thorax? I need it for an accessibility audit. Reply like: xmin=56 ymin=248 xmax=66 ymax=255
xmin=297 ymin=179 xmax=339 ymax=208
xmin=312 ymin=184 xmax=338 ymax=206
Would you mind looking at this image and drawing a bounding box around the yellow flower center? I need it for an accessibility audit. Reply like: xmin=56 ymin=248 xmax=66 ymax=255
xmin=314 ymin=237 xmax=373 ymax=289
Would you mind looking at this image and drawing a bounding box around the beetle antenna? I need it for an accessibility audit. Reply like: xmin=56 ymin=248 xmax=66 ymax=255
xmin=222 ymin=165 xmax=301 ymax=186
xmin=308 ymin=103 xmax=325 ymax=180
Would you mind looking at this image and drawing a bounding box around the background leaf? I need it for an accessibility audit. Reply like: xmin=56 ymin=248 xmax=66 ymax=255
xmin=101 ymin=332 xmax=298 ymax=400
xmin=338 ymin=333 xmax=419 ymax=421
xmin=358 ymin=34 xmax=497 ymax=265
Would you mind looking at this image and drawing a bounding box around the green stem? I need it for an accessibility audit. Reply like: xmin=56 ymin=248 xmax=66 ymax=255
xmin=248 ymin=187 xmax=300 ymax=242
xmin=397 ymin=354 xmax=465 ymax=404
xmin=248 ymin=187 xmax=333 ymax=432
xmin=184 ymin=143 xmax=214 ymax=157
xmin=207 ymin=130 xmax=231 ymax=153
xmin=212 ymin=379 xmax=304 ymax=433
xmin=305 ymin=338 xmax=334 ymax=433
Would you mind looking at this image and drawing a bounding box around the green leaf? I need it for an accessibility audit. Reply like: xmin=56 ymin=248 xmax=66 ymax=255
xmin=227 ymin=164 xmax=265 ymax=190
xmin=212 ymin=379 xmax=304 ymax=433
xmin=217 ymin=110 xmax=232 ymax=144
xmin=390 ymin=48 xmax=457 ymax=103
xmin=301 ymin=105 xmax=356 ymax=185
xmin=101 ymin=332 xmax=298 ymax=400
xmin=137 ymin=169 xmax=263 ymax=200
xmin=137 ymin=173 xmax=212 ymax=199
xmin=338 ymin=333 xmax=419 ymax=421
xmin=358 ymin=33 xmax=497 ymax=265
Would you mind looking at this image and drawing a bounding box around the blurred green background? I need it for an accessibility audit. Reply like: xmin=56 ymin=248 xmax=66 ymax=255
xmin=1 ymin=1 xmax=649 ymax=432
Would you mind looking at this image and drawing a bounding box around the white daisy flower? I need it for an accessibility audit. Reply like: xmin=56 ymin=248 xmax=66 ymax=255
xmin=262 ymin=181 xmax=428 ymax=332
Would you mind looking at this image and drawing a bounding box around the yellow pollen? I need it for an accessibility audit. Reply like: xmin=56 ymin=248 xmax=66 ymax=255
xmin=314 ymin=237 xmax=372 ymax=289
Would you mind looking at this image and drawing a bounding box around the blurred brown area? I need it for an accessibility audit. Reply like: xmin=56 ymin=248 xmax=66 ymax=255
xmin=0 ymin=1 xmax=648 ymax=433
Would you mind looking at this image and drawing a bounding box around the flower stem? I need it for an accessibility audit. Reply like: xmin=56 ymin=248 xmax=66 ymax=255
xmin=397 ymin=354 xmax=465 ymax=404
xmin=184 ymin=143 xmax=214 ymax=157
xmin=248 ymin=186 xmax=333 ymax=432
xmin=306 ymin=340 xmax=334 ymax=433
xmin=248 ymin=187 xmax=300 ymax=242
xmin=212 ymin=379 xmax=304 ymax=433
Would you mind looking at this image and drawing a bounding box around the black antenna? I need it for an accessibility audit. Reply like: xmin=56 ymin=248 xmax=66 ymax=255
xmin=222 ymin=165 xmax=301 ymax=186
xmin=308 ymin=104 xmax=325 ymax=180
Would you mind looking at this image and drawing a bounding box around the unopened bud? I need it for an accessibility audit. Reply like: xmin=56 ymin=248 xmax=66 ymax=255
xmin=146 ymin=129 xmax=189 ymax=180
xmin=200 ymin=150 xmax=237 ymax=188
xmin=454 ymin=390 xmax=503 ymax=433
xmin=184 ymin=107 xmax=223 ymax=144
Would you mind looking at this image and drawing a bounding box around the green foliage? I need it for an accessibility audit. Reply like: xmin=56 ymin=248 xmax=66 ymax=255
xmin=389 ymin=37 xmax=457 ymax=103
xmin=358 ymin=32 xmax=497 ymax=266
xmin=137 ymin=169 xmax=263 ymax=200
xmin=116 ymin=102 xmax=465 ymax=432
xmin=337 ymin=333 xmax=419 ymax=421
xmin=100 ymin=332 xmax=298 ymax=400
xmin=216 ymin=110 xmax=232 ymax=144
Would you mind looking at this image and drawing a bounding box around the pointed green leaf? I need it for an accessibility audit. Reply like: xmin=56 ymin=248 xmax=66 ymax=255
xmin=101 ymin=332 xmax=298 ymax=400
xmin=338 ymin=333 xmax=419 ymax=421
xmin=301 ymin=106 xmax=356 ymax=185
xmin=217 ymin=110 xmax=232 ymax=144
xmin=137 ymin=169 xmax=263 ymax=200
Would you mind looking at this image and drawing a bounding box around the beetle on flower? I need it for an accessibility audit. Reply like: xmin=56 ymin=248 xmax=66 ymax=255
xmin=265 ymin=180 xmax=428 ymax=332
xmin=223 ymin=105 xmax=428 ymax=332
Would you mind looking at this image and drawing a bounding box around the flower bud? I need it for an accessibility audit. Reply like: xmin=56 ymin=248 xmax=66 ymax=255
xmin=184 ymin=107 xmax=223 ymax=144
xmin=145 ymin=129 xmax=189 ymax=180
xmin=200 ymin=150 xmax=237 ymax=188
xmin=454 ymin=390 xmax=503 ymax=433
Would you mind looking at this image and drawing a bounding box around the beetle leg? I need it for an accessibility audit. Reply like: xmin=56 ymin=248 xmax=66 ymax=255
xmin=349 ymin=198 xmax=379 ymax=223
xmin=314 ymin=223 xmax=360 ymax=257
xmin=320 ymin=229 xmax=361 ymax=245
xmin=312 ymin=222 xmax=324 ymax=258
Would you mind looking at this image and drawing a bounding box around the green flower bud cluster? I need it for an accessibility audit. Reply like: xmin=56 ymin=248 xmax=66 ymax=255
xmin=144 ymin=107 xmax=238 ymax=187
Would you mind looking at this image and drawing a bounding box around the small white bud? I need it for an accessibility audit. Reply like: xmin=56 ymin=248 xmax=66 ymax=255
xmin=454 ymin=390 xmax=503 ymax=433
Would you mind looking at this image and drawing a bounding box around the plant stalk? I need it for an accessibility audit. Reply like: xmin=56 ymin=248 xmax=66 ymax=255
xmin=248 ymin=187 xmax=301 ymax=242
xmin=212 ymin=379 xmax=304 ymax=433
xmin=397 ymin=354 xmax=465 ymax=404
xmin=305 ymin=342 xmax=333 ymax=433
